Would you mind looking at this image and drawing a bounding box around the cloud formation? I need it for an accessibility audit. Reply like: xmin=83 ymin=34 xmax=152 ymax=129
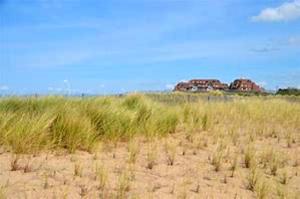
xmin=288 ymin=36 xmax=300 ymax=45
xmin=252 ymin=0 xmax=300 ymax=22
xmin=165 ymin=84 xmax=175 ymax=90
xmin=0 ymin=85 xmax=9 ymax=90
xmin=250 ymin=46 xmax=280 ymax=53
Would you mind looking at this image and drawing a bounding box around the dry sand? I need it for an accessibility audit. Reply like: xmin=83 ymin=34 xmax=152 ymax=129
xmin=0 ymin=132 xmax=299 ymax=199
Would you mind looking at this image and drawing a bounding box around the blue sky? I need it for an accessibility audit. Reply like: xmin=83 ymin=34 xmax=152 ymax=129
xmin=1 ymin=0 xmax=300 ymax=94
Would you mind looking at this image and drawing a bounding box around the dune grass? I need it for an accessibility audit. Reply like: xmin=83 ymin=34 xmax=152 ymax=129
xmin=0 ymin=94 xmax=179 ymax=153
xmin=0 ymin=93 xmax=299 ymax=154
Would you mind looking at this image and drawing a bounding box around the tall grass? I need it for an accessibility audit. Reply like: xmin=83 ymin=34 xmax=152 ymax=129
xmin=0 ymin=94 xmax=299 ymax=154
xmin=0 ymin=94 xmax=179 ymax=153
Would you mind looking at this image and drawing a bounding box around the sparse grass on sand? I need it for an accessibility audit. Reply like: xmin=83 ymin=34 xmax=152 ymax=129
xmin=0 ymin=93 xmax=299 ymax=198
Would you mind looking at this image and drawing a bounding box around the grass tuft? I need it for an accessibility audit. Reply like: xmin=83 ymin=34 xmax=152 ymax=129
xmin=116 ymin=171 xmax=131 ymax=199
xmin=246 ymin=167 xmax=259 ymax=191
xmin=244 ymin=145 xmax=256 ymax=169
xmin=95 ymin=164 xmax=108 ymax=190
xmin=164 ymin=140 xmax=177 ymax=166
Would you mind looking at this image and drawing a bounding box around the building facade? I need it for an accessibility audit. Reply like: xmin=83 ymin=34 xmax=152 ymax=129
xmin=174 ymin=79 xmax=229 ymax=92
xmin=174 ymin=78 xmax=262 ymax=92
xmin=229 ymin=79 xmax=262 ymax=92
xmin=174 ymin=82 xmax=193 ymax=92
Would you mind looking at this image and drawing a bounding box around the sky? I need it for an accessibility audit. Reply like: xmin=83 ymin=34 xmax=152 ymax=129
xmin=0 ymin=0 xmax=300 ymax=95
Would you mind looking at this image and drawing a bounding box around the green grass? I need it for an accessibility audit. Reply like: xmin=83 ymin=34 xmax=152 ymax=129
xmin=0 ymin=93 xmax=299 ymax=154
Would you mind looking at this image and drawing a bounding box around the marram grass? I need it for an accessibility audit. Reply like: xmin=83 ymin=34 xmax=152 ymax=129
xmin=0 ymin=93 xmax=299 ymax=153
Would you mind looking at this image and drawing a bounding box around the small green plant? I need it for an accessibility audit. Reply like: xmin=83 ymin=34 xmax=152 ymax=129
xmin=229 ymin=130 xmax=239 ymax=146
xmin=95 ymin=164 xmax=108 ymax=190
xmin=43 ymin=173 xmax=49 ymax=189
xmin=202 ymin=113 xmax=208 ymax=131
xmin=10 ymin=154 xmax=21 ymax=171
xmin=229 ymin=155 xmax=238 ymax=177
xmin=211 ymin=152 xmax=222 ymax=172
xmin=259 ymin=148 xmax=272 ymax=169
xmin=194 ymin=135 xmax=208 ymax=150
xmin=178 ymin=182 xmax=188 ymax=199
xmin=279 ymin=169 xmax=289 ymax=185
xmin=244 ymin=145 xmax=256 ymax=169
xmin=260 ymin=148 xmax=286 ymax=176
xmin=0 ymin=186 xmax=6 ymax=199
xmin=127 ymin=164 xmax=136 ymax=181
xmin=61 ymin=189 xmax=69 ymax=199
xmin=146 ymin=143 xmax=157 ymax=169
xmin=269 ymin=154 xmax=280 ymax=176
xmin=255 ymin=179 xmax=269 ymax=199
xmin=23 ymin=158 xmax=33 ymax=173
xmin=284 ymin=131 xmax=296 ymax=148
xmin=276 ymin=184 xmax=288 ymax=199
xmin=210 ymin=144 xmax=224 ymax=172
xmin=164 ymin=141 xmax=177 ymax=166
xmin=192 ymin=182 xmax=200 ymax=193
xmin=116 ymin=171 xmax=130 ymax=199
xmin=127 ymin=139 xmax=140 ymax=164
xmin=74 ymin=163 xmax=83 ymax=177
xmin=79 ymin=184 xmax=88 ymax=197
xmin=292 ymin=151 xmax=299 ymax=167
xmin=246 ymin=168 xmax=259 ymax=191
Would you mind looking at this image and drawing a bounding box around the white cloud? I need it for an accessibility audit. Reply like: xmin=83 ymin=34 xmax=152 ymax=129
xmin=257 ymin=81 xmax=267 ymax=87
xmin=55 ymin=88 xmax=62 ymax=92
xmin=48 ymin=87 xmax=62 ymax=92
xmin=252 ymin=0 xmax=300 ymax=22
xmin=179 ymin=79 xmax=189 ymax=83
xmin=0 ymin=85 xmax=9 ymax=90
xmin=288 ymin=36 xmax=300 ymax=45
xmin=250 ymin=46 xmax=279 ymax=53
xmin=165 ymin=84 xmax=175 ymax=90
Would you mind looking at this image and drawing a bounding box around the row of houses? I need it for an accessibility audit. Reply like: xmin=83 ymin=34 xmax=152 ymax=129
xmin=174 ymin=79 xmax=262 ymax=92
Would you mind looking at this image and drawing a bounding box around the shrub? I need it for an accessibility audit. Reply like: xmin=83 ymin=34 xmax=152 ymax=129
xmin=276 ymin=88 xmax=300 ymax=96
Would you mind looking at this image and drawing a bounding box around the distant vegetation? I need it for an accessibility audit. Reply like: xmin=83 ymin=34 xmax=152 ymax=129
xmin=276 ymin=88 xmax=300 ymax=96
